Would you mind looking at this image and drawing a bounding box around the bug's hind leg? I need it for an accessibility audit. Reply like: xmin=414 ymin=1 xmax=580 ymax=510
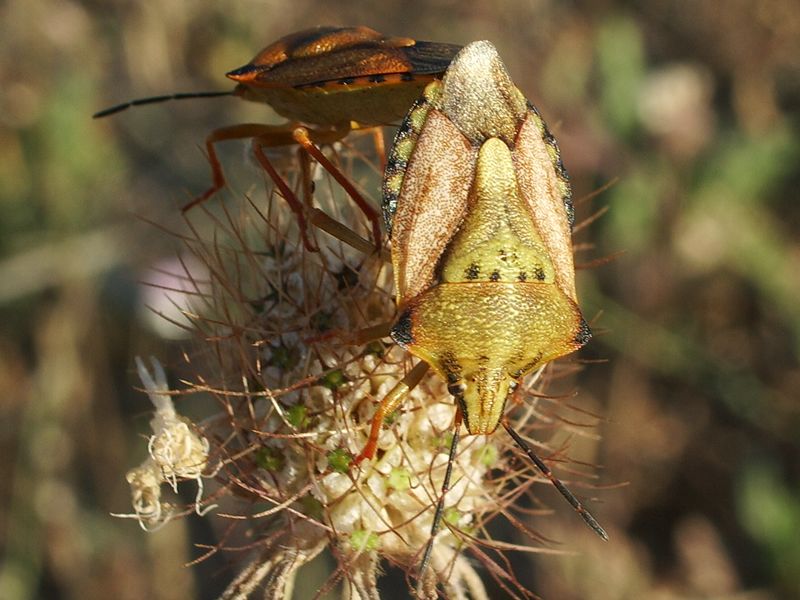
xmin=295 ymin=146 xmax=389 ymax=258
xmin=293 ymin=127 xmax=383 ymax=252
xmin=252 ymin=140 xmax=319 ymax=252
xmin=254 ymin=140 xmax=383 ymax=255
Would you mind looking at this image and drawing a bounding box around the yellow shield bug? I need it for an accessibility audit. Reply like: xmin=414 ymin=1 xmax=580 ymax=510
xmin=94 ymin=25 xmax=461 ymax=252
xmin=358 ymin=40 xmax=608 ymax=581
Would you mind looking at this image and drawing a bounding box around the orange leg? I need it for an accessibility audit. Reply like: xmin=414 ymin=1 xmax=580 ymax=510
xmin=184 ymin=122 xmax=383 ymax=256
xmin=253 ymin=141 xmax=383 ymax=255
xmin=182 ymin=122 xmax=305 ymax=212
xmin=352 ymin=361 xmax=430 ymax=465
xmin=297 ymin=142 xmax=390 ymax=258
xmin=293 ymin=127 xmax=382 ymax=252
xmin=371 ymin=127 xmax=387 ymax=173
xmin=297 ymin=146 xmax=314 ymax=211
xmin=251 ymin=141 xmax=318 ymax=252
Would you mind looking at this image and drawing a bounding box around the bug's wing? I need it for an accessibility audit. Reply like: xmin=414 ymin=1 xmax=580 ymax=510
xmin=387 ymin=41 xmax=532 ymax=304
xmin=513 ymin=111 xmax=578 ymax=302
xmin=397 ymin=41 xmax=463 ymax=74
xmin=231 ymin=26 xmax=384 ymax=71
xmin=230 ymin=48 xmax=410 ymax=87
xmin=388 ymin=107 xmax=476 ymax=303
xmin=228 ymin=27 xmax=459 ymax=88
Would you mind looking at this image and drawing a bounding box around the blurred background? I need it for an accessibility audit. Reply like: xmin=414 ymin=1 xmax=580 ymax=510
xmin=1 ymin=0 xmax=798 ymax=598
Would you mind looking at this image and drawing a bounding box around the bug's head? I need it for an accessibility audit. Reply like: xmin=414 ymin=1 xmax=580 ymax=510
xmin=443 ymin=364 xmax=515 ymax=435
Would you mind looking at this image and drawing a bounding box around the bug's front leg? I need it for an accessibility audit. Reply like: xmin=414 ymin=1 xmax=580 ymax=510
xmin=183 ymin=122 xmax=301 ymax=212
xmin=352 ymin=361 xmax=430 ymax=465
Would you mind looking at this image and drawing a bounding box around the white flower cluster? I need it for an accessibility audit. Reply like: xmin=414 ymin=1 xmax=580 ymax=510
xmin=208 ymin=234 xmax=501 ymax=597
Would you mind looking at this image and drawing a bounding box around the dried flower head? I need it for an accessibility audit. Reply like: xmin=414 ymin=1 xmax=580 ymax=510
xmin=125 ymin=135 xmax=600 ymax=598
xmin=119 ymin=356 xmax=210 ymax=530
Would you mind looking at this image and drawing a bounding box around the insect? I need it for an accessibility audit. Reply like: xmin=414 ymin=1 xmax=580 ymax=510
xmin=354 ymin=39 xmax=608 ymax=584
xmin=94 ymin=25 xmax=461 ymax=252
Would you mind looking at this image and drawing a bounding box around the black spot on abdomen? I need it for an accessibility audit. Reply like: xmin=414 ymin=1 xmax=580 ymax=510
xmin=465 ymin=263 xmax=480 ymax=280
xmin=391 ymin=309 xmax=415 ymax=346
xmin=574 ymin=318 xmax=592 ymax=346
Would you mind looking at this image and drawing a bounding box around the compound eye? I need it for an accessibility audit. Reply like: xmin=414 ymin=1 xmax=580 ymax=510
xmin=447 ymin=382 xmax=467 ymax=397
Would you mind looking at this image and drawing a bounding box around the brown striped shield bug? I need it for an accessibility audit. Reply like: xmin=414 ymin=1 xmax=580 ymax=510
xmin=355 ymin=40 xmax=607 ymax=581
xmin=94 ymin=25 xmax=461 ymax=252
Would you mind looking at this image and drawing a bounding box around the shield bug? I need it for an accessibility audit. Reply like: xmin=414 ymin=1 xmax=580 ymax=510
xmin=356 ymin=40 xmax=607 ymax=581
xmin=94 ymin=25 xmax=461 ymax=251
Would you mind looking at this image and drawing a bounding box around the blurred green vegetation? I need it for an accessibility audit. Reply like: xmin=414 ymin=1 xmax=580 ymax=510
xmin=1 ymin=1 xmax=798 ymax=599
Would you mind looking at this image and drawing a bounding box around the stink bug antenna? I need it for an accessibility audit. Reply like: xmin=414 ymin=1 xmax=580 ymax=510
xmin=503 ymin=421 xmax=609 ymax=541
xmin=417 ymin=408 xmax=463 ymax=594
xmin=93 ymin=90 xmax=235 ymax=119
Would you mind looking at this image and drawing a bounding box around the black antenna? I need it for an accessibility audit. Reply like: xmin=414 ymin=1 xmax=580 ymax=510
xmin=504 ymin=421 xmax=609 ymax=540
xmin=93 ymin=90 xmax=235 ymax=119
xmin=417 ymin=411 xmax=462 ymax=593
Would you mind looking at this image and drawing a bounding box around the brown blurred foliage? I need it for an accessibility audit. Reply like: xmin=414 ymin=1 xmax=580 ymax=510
xmin=1 ymin=0 xmax=798 ymax=598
